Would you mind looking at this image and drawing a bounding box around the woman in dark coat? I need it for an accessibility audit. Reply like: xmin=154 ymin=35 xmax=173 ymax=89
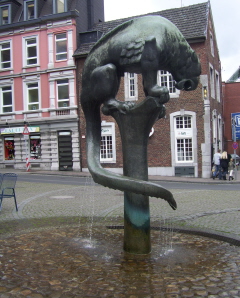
xmin=220 ymin=151 xmax=229 ymax=180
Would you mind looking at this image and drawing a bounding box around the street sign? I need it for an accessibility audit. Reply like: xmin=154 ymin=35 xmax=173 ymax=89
xmin=232 ymin=142 xmax=238 ymax=150
xmin=22 ymin=125 xmax=30 ymax=135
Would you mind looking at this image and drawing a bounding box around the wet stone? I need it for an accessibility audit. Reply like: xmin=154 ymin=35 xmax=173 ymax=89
xmin=0 ymin=226 xmax=239 ymax=297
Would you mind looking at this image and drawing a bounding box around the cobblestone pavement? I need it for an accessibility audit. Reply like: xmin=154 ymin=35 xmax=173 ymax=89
xmin=0 ymin=169 xmax=239 ymax=297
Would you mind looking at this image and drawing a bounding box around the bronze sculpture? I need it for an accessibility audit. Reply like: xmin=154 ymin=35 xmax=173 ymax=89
xmin=81 ymin=15 xmax=201 ymax=253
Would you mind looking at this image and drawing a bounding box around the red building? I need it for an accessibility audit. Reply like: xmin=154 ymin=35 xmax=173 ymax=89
xmin=75 ymin=2 xmax=223 ymax=178
xmin=223 ymin=67 xmax=240 ymax=156
xmin=0 ymin=0 xmax=104 ymax=170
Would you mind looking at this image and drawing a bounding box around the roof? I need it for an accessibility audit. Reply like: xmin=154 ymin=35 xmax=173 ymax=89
xmin=226 ymin=67 xmax=240 ymax=83
xmin=74 ymin=1 xmax=209 ymax=57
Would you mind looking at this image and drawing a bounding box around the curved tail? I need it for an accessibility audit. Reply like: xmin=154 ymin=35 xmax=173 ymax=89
xmin=83 ymin=103 xmax=177 ymax=210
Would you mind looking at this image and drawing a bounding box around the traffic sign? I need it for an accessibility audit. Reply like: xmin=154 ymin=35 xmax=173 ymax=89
xmin=232 ymin=142 xmax=238 ymax=150
xmin=22 ymin=125 xmax=30 ymax=135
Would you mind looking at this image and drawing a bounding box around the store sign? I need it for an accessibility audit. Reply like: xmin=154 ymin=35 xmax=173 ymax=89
xmin=101 ymin=126 xmax=112 ymax=135
xmin=176 ymin=130 xmax=192 ymax=137
xmin=0 ymin=126 xmax=40 ymax=134
xmin=231 ymin=113 xmax=240 ymax=140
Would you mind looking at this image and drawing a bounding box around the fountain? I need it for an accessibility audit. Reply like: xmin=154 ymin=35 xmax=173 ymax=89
xmin=80 ymin=15 xmax=201 ymax=254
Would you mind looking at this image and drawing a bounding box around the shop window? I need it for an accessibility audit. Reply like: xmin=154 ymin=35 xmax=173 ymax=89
xmin=4 ymin=137 xmax=14 ymax=160
xmin=55 ymin=33 xmax=67 ymax=61
xmin=30 ymin=135 xmax=41 ymax=159
xmin=0 ymin=41 xmax=11 ymax=69
xmin=57 ymin=79 xmax=69 ymax=107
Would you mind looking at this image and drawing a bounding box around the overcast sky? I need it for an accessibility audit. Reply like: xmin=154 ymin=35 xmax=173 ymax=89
xmin=104 ymin=0 xmax=240 ymax=82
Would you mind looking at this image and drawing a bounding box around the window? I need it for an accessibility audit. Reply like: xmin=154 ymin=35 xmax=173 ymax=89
xmin=55 ymin=33 xmax=67 ymax=61
xmin=210 ymin=65 xmax=215 ymax=98
xmin=1 ymin=86 xmax=12 ymax=113
xmin=158 ymin=71 xmax=176 ymax=94
xmin=24 ymin=0 xmax=35 ymax=20
xmin=215 ymin=72 xmax=220 ymax=102
xmin=124 ymin=72 xmax=138 ymax=101
xmin=176 ymin=139 xmax=193 ymax=161
xmin=0 ymin=41 xmax=11 ymax=69
xmin=101 ymin=135 xmax=113 ymax=160
xmin=0 ymin=5 xmax=10 ymax=25
xmin=27 ymin=83 xmax=39 ymax=110
xmin=175 ymin=116 xmax=193 ymax=162
xmin=25 ymin=37 xmax=37 ymax=65
xmin=54 ymin=0 xmax=66 ymax=13
xmin=100 ymin=123 xmax=116 ymax=163
xmin=4 ymin=137 xmax=14 ymax=160
xmin=30 ymin=135 xmax=41 ymax=159
xmin=210 ymin=32 xmax=214 ymax=56
xmin=176 ymin=116 xmax=191 ymax=129
xmin=57 ymin=79 xmax=69 ymax=107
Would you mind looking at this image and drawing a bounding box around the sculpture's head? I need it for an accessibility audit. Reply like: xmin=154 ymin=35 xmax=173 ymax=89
xmin=172 ymin=48 xmax=201 ymax=91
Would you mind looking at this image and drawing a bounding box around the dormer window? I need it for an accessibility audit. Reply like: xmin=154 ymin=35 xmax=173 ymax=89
xmin=24 ymin=0 xmax=35 ymax=20
xmin=53 ymin=0 xmax=67 ymax=14
xmin=0 ymin=5 xmax=10 ymax=25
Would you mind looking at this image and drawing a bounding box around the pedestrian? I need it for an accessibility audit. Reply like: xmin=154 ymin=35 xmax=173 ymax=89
xmin=212 ymin=149 xmax=221 ymax=179
xmin=220 ymin=151 xmax=228 ymax=180
xmin=228 ymin=158 xmax=235 ymax=181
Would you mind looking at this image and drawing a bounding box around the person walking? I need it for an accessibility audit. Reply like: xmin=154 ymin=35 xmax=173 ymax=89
xmin=220 ymin=151 xmax=229 ymax=180
xmin=212 ymin=149 xmax=221 ymax=179
xmin=228 ymin=158 xmax=235 ymax=181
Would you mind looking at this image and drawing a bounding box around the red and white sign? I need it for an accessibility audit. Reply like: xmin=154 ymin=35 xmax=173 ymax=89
xmin=22 ymin=125 xmax=30 ymax=135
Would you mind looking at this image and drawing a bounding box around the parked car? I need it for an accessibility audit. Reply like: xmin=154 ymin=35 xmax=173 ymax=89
xmin=231 ymin=154 xmax=240 ymax=165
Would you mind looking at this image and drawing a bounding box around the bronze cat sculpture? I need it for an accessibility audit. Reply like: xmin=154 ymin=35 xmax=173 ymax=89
xmin=81 ymin=16 xmax=201 ymax=210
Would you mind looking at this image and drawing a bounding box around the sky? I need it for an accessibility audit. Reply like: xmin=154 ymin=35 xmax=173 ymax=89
xmin=104 ymin=0 xmax=240 ymax=82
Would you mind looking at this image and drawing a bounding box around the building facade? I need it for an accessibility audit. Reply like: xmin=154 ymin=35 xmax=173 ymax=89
xmin=222 ymin=68 xmax=240 ymax=155
xmin=75 ymin=2 xmax=223 ymax=178
xmin=0 ymin=0 xmax=104 ymax=171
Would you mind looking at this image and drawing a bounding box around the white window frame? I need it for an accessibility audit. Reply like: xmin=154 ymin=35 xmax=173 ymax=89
xmin=124 ymin=72 xmax=138 ymax=101
xmin=175 ymin=116 xmax=193 ymax=162
xmin=55 ymin=32 xmax=67 ymax=61
xmin=26 ymin=82 xmax=39 ymax=111
xmin=157 ymin=70 xmax=180 ymax=98
xmin=57 ymin=79 xmax=69 ymax=107
xmin=24 ymin=0 xmax=35 ymax=21
xmin=100 ymin=122 xmax=116 ymax=163
xmin=0 ymin=5 xmax=10 ymax=25
xmin=23 ymin=35 xmax=38 ymax=67
xmin=0 ymin=85 xmax=13 ymax=113
xmin=0 ymin=40 xmax=11 ymax=69
xmin=170 ymin=111 xmax=197 ymax=170
xmin=215 ymin=70 xmax=220 ymax=102
xmin=209 ymin=64 xmax=215 ymax=99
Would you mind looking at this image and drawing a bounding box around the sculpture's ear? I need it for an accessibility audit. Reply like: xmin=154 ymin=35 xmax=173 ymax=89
xmin=192 ymin=51 xmax=199 ymax=63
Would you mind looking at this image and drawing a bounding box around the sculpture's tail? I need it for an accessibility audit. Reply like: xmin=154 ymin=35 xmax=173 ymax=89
xmin=83 ymin=104 xmax=177 ymax=210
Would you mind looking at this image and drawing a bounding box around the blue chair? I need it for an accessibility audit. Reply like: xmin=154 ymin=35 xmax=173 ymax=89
xmin=0 ymin=173 xmax=18 ymax=211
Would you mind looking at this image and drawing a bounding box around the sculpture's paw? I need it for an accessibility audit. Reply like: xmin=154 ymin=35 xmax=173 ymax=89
xmin=148 ymin=85 xmax=170 ymax=104
xmin=102 ymin=99 xmax=135 ymax=115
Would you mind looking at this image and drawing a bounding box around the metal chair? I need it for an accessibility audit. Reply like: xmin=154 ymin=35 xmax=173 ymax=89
xmin=0 ymin=173 xmax=18 ymax=211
